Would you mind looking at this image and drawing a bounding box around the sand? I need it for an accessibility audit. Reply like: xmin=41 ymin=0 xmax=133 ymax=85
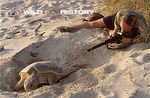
xmin=0 ymin=0 xmax=150 ymax=98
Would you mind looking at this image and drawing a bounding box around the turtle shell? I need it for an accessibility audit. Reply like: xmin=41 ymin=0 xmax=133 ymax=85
xmin=20 ymin=61 xmax=62 ymax=74
xmin=20 ymin=62 xmax=36 ymax=74
xmin=33 ymin=63 xmax=63 ymax=74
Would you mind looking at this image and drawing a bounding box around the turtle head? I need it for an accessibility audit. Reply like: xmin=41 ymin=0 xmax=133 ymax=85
xmin=24 ymin=73 xmax=39 ymax=91
xmin=15 ymin=73 xmax=28 ymax=91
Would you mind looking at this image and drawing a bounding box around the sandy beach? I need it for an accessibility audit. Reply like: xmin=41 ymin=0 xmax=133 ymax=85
xmin=0 ymin=0 xmax=150 ymax=98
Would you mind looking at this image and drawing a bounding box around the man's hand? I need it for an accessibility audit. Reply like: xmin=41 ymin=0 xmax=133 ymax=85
xmin=109 ymin=30 xmax=118 ymax=37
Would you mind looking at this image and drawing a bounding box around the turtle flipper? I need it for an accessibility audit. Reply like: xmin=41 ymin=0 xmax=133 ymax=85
xmin=15 ymin=79 xmax=24 ymax=91
xmin=48 ymin=77 xmax=57 ymax=85
xmin=24 ymin=72 xmax=39 ymax=91
xmin=15 ymin=73 xmax=27 ymax=91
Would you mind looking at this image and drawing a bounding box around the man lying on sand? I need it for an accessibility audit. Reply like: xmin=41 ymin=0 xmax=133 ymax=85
xmin=58 ymin=9 xmax=150 ymax=49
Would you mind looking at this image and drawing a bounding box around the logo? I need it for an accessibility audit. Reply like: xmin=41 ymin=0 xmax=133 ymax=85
xmin=23 ymin=9 xmax=44 ymax=15
xmin=60 ymin=9 xmax=94 ymax=15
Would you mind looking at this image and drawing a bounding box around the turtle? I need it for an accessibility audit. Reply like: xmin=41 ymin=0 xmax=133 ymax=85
xmin=15 ymin=61 xmax=86 ymax=91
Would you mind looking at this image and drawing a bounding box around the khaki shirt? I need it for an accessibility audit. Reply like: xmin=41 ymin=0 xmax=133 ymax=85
xmin=115 ymin=9 xmax=150 ymax=42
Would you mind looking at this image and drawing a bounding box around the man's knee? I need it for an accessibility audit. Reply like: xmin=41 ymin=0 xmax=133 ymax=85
xmin=89 ymin=21 xmax=97 ymax=27
xmin=89 ymin=19 xmax=105 ymax=28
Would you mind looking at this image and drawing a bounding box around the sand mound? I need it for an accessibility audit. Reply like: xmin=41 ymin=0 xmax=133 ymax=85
xmin=0 ymin=0 xmax=150 ymax=98
xmin=0 ymin=28 xmax=108 ymax=91
xmin=0 ymin=28 xmax=150 ymax=98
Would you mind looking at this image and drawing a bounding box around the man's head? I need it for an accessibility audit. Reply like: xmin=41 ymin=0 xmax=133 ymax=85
xmin=120 ymin=15 xmax=136 ymax=32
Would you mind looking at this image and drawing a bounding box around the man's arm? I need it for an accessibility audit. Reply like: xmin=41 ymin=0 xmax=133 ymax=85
xmin=110 ymin=26 xmax=118 ymax=36
xmin=110 ymin=16 xmax=120 ymax=36
xmin=121 ymin=38 xmax=132 ymax=44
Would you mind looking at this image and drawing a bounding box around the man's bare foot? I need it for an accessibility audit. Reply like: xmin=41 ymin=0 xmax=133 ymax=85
xmin=57 ymin=26 xmax=71 ymax=32
xmin=57 ymin=26 xmax=76 ymax=33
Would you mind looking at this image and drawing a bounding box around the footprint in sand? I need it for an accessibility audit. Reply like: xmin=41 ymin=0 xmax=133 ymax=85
xmin=104 ymin=64 xmax=117 ymax=74
xmin=130 ymin=88 xmax=150 ymax=98
xmin=70 ymin=90 xmax=97 ymax=98
xmin=100 ymin=89 xmax=118 ymax=98
xmin=133 ymin=53 xmax=150 ymax=64
xmin=129 ymin=52 xmax=141 ymax=58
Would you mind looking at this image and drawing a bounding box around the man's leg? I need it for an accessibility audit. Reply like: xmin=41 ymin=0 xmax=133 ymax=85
xmin=58 ymin=18 xmax=107 ymax=32
xmin=89 ymin=18 xmax=107 ymax=28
